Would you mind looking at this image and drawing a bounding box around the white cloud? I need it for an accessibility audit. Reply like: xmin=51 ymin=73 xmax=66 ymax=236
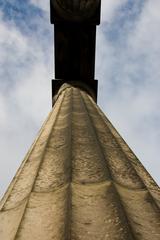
xmin=0 ymin=9 xmax=52 ymax=197
xmin=0 ymin=94 xmax=8 ymax=128
xmin=101 ymin=0 xmax=128 ymax=22
xmin=0 ymin=18 xmax=28 ymax=67
xmin=30 ymin=0 xmax=49 ymax=11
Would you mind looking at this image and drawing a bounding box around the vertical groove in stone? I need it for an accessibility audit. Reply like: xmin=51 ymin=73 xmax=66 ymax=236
xmin=81 ymin=91 xmax=144 ymax=190
xmin=71 ymin=182 xmax=135 ymax=240
xmin=76 ymin=90 xmax=136 ymax=239
xmin=0 ymin=90 xmax=66 ymax=240
xmin=97 ymin=97 xmax=160 ymax=205
xmin=33 ymin=88 xmax=73 ymax=192
xmin=88 ymin=94 xmax=160 ymax=202
xmin=116 ymin=184 xmax=160 ymax=240
xmin=71 ymin=88 xmax=110 ymax=184
xmin=0 ymin=84 xmax=160 ymax=240
xmin=15 ymin=91 xmax=67 ymax=240
xmin=0 ymin=110 xmax=53 ymax=211
xmin=2 ymin=91 xmax=66 ymax=211
xmin=89 ymin=91 xmax=160 ymax=206
xmin=14 ymin=88 xmax=73 ymax=240
xmin=81 ymin=90 xmax=160 ymax=239
xmin=66 ymin=87 xmax=73 ymax=240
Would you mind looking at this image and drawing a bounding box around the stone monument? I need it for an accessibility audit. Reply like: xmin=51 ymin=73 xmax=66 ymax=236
xmin=0 ymin=1 xmax=160 ymax=239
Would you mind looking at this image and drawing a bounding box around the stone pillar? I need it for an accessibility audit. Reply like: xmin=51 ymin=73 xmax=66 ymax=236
xmin=0 ymin=84 xmax=160 ymax=240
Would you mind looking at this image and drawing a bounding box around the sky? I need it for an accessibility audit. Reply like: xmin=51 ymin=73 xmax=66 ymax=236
xmin=0 ymin=0 xmax=160 ymax=198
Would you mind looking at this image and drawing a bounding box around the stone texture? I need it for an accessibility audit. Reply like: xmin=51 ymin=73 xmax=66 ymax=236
xmin=0 ymin=84 xmax=160 ymax=240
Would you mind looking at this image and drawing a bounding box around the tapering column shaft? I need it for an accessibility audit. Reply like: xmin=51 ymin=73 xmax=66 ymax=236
xmin=0 ymin=84 xmax=160 ymax=240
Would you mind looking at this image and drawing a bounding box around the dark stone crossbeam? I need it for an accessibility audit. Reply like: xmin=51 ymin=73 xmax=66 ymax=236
xmin=50 ymin=0 xmax=101 ymax=103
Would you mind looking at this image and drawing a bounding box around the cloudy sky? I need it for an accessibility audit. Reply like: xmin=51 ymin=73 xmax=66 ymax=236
xmin=0 ymin=0 xmax=160 ymax=198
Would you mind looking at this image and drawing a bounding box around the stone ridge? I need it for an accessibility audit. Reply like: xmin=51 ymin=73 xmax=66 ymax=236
xmin=0 ymin=84 xmax=160 ymax=239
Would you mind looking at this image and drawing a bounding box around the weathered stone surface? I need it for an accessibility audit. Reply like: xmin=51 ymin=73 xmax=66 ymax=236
xmin=0 ymin=84 xmax=160 ymax=239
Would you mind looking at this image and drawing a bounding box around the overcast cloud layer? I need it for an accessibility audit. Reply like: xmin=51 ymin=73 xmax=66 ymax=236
xmin=0 ymin=0 xmax=160 ymax=198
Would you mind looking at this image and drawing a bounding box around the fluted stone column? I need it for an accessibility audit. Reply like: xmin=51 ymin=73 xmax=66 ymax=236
xmin=0 ymin=84 xmax=160 ymax=240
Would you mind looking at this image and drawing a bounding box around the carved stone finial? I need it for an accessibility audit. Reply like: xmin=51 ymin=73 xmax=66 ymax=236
xmin=51 ymin=0 xmax=100 ymax=22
